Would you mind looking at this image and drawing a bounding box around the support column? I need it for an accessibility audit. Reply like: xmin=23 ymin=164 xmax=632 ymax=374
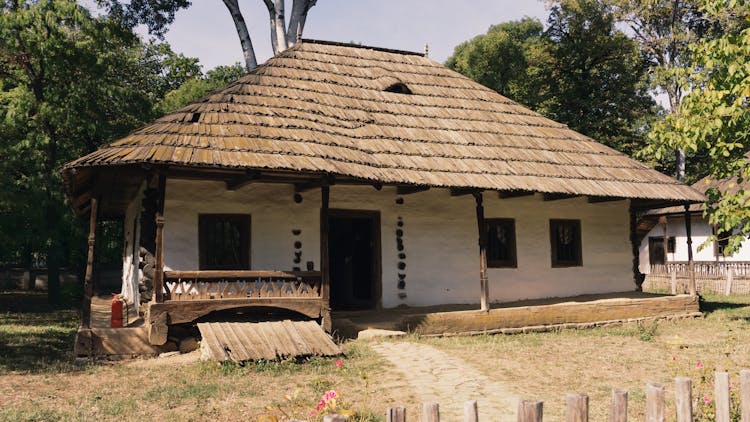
xmin=629 ymin=204 xmax=644 ymax=291
xmin=153 ymin=173 xmax=167 ymax=303
xmin=684 ymin=204 xmax=696 ymax=296
xmin=660 ymin=215 xmax=668 ymax=265
xmin=82 ymin=197 xmax=98 ymax=328
xmin=473 ymin=191 xmax=489 ymax=311
xmin=320 ymin=183 xmax=331 ymax=331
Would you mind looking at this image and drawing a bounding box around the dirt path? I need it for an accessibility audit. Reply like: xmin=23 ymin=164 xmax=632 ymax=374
xmin=370 ymin=341 xmax=518 ymax=421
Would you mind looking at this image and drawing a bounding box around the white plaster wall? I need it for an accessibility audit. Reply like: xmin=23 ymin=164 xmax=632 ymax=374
xmin=638 ymin=216 xmax=750 ymax=273
xmin=120 ymin=182 xmax=145 ymax=305
xmin=163 ymin=180 xmax=320 ymax=272
xmin=162 ymin=180 xmax=635 ymax=308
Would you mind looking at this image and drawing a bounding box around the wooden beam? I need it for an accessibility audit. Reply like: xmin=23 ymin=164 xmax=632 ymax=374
xmin=225 ymin=170 xmax=259 ymax=190
xmin=450 ymin=187 xmax=479 ymax=197
xmin=474 ymin=192 xmax=489 ymax=311
xmin=396 ymin=185 xmax=430 ymax=195
xmin=629 ymin=205 xmax=644 ymax=291
xmin=81 ymin=197 xmax=98 ymax=329
xmin=153 ymin=173 xmax=167 ymax=303
xmin=543 ymin=193 xmax=579 ymax=201
xmin=498 ymin=190 xmax=535 ymax=199
xmin=684 ymin=204 xmax=696 ymax=296
xmin=320 ymin=184 xmax=331 ymax=331
xmin=587 ymin=196 xmax=625 ymax=203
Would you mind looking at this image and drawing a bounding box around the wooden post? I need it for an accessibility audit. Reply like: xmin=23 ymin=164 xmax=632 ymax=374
xmin=566 ymin=393 xmax=589 ymax=422
xmin=320 ymin=183 xmax=331 ymax=332
xmin=741 ymin=369 xmax=750 ymax=422
xmin=646 ymin=383 xmax=665 ymax=422
xmin=82 ymin=197 xmax=98 ymax=328
xmin=153 ymin=174 xmax=167 ymax=303
xmin=629 ymin=205 xmax=644 ymax=291
xmin=423 ymin=402 xmax=439 ymax=422
xmin=474 ymin=191 xmax=489 ymax=311
xmin=674 ymin=377 xmax=692 ymax=422
xmin=726 ymin=268 xmax=734 ymax=296
xmin=671 ymin=270 xmax=677 ymax=295
xmin=518 ymin=400 xmax=543 ymax=422
xmin=660 ymin=215 xmax=668 ymax=265
xmin=386 ymin=406 xmax=406 ymax=422
xmin=464 ymin=400 xmax=478 ymax=422
xmin=715 ymin=371 xmax=730 ymax=422
xmin=684 ymin=204 xmax=696 ymax=296
xmin=610 ymin=388 xmax=627 ymax=422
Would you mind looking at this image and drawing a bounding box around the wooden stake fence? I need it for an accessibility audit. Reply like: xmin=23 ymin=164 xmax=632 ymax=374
xmin=380 ymin=370 xmax=750 ymax=421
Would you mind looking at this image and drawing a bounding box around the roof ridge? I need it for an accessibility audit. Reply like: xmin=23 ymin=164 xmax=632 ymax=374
xmin=299 ymin=38 xmax=425 ymax=57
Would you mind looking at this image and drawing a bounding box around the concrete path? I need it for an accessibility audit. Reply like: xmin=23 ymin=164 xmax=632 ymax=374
xmin=370 ymin=341 xmax=518 ymax=421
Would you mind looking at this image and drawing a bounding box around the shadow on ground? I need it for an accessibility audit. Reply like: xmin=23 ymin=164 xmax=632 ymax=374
xmin=699 ymin=295 xmax=750 ymax=321
xmin=0 ymin=291 xmax=87 ymax=374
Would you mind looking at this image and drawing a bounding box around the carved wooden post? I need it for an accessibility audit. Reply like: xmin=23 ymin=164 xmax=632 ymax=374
xmin=82 ymin=197 xmax=99 ymax=328
xmin=660 ymin=215 xmax=668 ymax=265
xmin=629 ymin=205 xmax=644 ymax=291
xmin=473 ymin=191 xmax=489 ymax=311
xmin=423 ymin=402 xmax=439 ymax=422
xmin=646 ymin=383 xmax=665 ymax=422
xmin=320 ymin=183 xmax=331 ymax=331
xmin=715 ymin=371 xmax=730 ymax=422
xmin=386 ymin=407 xmax=406 ymax=422
xmin=566 ymin=393 xmax=589 ymax=422
xmin=741 ymin=369 xmax=750 ymax=422
xmin=153 ymin=173 xmax=167 ymax=303
xmin=684 ymin=204 xmax=696 ymax=296
xmin=464 ymin=400 xmax=478 ymax=422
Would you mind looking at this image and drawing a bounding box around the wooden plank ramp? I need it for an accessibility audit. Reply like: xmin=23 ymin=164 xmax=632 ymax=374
xmin=197 ymin=320 xmax=340 ymax=362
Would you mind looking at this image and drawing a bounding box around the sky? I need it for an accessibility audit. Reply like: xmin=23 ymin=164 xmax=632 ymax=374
xmin=156 ymin=0 xmax=549 ymax=71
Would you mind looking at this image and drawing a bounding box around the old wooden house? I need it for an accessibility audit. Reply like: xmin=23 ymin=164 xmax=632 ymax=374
xmin=63 ymin=40 xmax=704 ymax=355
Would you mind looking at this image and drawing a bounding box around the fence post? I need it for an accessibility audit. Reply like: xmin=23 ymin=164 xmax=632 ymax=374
xmin=674 ymin=377 xmax=693 ymax=422
xmin=646 ymin=383 xmax=665 ymax=422
xmin=610 ymin=388 xmax=627 ymax=422
xmin=387 ymin=407 xmax=406 ymax=422
xmin=566 ymin=393 xmax=589 ymax=422
xmin=725 ymin=269 xmax=733 ymax=296
xmin=741 ymin=369 xmax=750 ymax=422
xmin=671 ymin=271 xmax=677 ymax=295
xmin=423 ymin=402 xmax=439 ymax=422
xmin=518 ymin=400 xmax=543 ymax=422
xmin=716 ymin=371 xmax=730 ymax=422
xmin=464 ymin=400 xmax=478 ymax=422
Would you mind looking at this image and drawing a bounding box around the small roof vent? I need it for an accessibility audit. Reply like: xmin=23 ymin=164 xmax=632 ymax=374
xmin=384 ymin=82 xmax=412 ymax=95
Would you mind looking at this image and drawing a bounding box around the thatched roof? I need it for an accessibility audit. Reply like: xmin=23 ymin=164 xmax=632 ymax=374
xmin=63 ymin=40 xmax=703 ymax=203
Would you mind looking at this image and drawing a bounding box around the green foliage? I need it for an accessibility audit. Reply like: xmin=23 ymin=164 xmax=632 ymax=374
xmin=446 ymin=0 xmax=657 ymax=156
xmin=0 ymin=1 xmax=204 ymax=297
xmin=156 ymin=63 xmax=245 ymax=114
xmin=648 ymin=0 xmax=750 ymax=253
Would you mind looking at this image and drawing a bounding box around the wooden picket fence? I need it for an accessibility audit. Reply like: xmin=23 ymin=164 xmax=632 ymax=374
xmin=320 ymin=370 xmax=750 ymax=422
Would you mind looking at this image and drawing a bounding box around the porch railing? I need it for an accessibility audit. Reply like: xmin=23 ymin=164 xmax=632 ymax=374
xmin=162 ymin=270 xmax=322 ymax=302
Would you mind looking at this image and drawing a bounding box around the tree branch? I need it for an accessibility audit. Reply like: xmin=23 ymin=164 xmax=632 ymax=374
xmin=222 ymin=0 xmax=258 ymax=71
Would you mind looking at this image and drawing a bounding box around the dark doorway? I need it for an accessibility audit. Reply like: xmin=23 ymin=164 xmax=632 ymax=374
xmin=328 ymin=210 xmax=380 ymax=310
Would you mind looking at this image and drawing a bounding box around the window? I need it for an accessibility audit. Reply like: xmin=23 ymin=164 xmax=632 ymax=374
xmin=714 ymin=227 xmax=732 ymax=257
xmin=648 ymin=236 xmax=676 ymax=265
xmin=485 ymin=218 xmax=517 ymax=268
xmin=550 ymin=219 xmax=582 ymax=267
xmin=667 ymin=236 xmax=676 ymax=254
xmin=199 ymin=214 xmax=250 ymax=270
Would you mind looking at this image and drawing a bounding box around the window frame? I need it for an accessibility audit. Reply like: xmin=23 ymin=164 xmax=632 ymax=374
xmin=485 ymin=218 xmax=517 ymax=268
xmin=549 ymin=219 xmax=583 ymax=268
xmin=198 ymin=214 xmax=251 ymax=270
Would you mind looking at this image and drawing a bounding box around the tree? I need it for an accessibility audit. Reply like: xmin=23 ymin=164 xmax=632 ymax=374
xmin=603 ymin=0 xmax=717 ymax=181
xmin=99 ymin=0 xmax=318 ymax=71
xmin=0 ymin=0 xmax=201 ymax=303
xmin=446 ymin=0 xmax=656 ymax=156
xmin=157 ymin=64 xmax=245 ymax=113
xmin=649 ymin=0 xmax=750 ymax=253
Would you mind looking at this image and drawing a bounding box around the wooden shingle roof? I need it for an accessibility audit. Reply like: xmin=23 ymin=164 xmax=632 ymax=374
xmin=63 ymin=40 xmax=704 ymax=202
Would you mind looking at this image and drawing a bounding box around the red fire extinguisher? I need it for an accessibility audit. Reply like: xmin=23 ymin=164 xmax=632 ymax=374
xmin=111 ymin=294 xmax=124 ymax=328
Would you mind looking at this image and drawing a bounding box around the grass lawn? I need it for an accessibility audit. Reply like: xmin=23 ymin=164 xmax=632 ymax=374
xmin=1 ymin=291 xmax=749 ymax=421
xmin=420 ymin=294 xmax=750 ymax=421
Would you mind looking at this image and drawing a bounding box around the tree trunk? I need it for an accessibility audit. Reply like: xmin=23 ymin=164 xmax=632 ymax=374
xmin=667 ymin=82 xmax=686 ymax=181
xmin=222 ymin=0 xmax=258 ymax=71
xmin=287 ymin=0 xmax=316 ymax=44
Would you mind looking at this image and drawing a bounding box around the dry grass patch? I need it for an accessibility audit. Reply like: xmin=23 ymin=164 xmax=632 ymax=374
xmin=419 ymin=294 xmax=750 ymax=420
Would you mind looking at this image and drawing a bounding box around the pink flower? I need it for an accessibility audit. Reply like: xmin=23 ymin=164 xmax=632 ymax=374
xmin=316 ymin=399 xmax=326 ymax=411
xmin=335 ymin=359 xmax=343 ymax=367
xmin=309 ymin=410 xmax=317 ymax=417
xmin=697 ymin=361 xmax=704 ymax=369
xmin=703 ymin=396 xmax=711 ymax=404
xmin=324 ymin=390 xmax=337 ymax=400
xmin=672 ymin=355 xmax=678 ymax=361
